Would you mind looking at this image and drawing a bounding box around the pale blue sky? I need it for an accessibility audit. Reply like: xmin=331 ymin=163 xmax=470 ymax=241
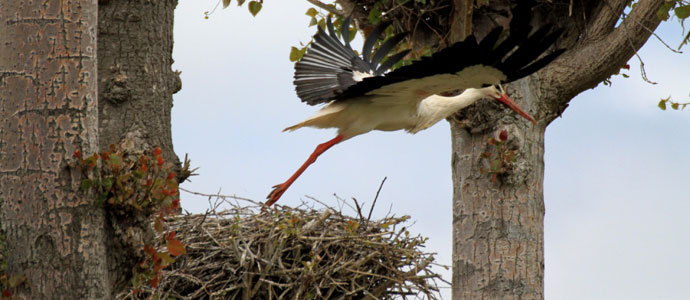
xmin=172 ymin=2 xmax=690 ymax=299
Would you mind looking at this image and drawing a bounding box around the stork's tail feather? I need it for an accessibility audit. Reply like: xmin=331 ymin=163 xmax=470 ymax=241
xmin=283 ymin=102 xmax=346 ymax=132
xmin=283 ymin=123 xmax=304 ymax=132
xmin=293 ymin=17 xmax=409 ymax=106
xmin=282 ymin=115 xmax=336 ymax=132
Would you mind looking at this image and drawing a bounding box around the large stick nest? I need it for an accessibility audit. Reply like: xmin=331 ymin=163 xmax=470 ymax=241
xmin=119 ymin=195 xmax=443 ymax=299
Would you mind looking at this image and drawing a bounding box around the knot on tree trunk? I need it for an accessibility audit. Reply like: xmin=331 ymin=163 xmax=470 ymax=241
xmin=103 ymin=66 xmax=134 ymax=104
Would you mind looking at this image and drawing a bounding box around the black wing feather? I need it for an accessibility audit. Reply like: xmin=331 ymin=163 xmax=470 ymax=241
xmin=506 ymin=48 xmax=565 ymax=82
xmin=477 ymin=27 xmax=502 ymax=55
xmin=498 ymin=25 xmax=553 ymax=70
xmin=362 ymin=22 xmax=390 ymax=63
xmin=341 ymin=16 xmax=353 ymax=48
xmin=326 ymin=18 xmax=357 ymax=58
xmin=376 ymin=49 xmax=411 ymax=75
xmin=501 ymin=28 xmax=564 ymax=80
xmin=326 ymin=18 xmax=339 ymax=40
xmin=335 ymin=3 xmax=564 ymax=100
xmin=371 ymin=32 xmax=408 ymax=70
xmin=294 ymin=17 xmax=403 ymax=105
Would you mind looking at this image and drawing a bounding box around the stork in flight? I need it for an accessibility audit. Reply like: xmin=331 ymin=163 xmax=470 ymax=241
xmin=266 ymin=5 xmax=564 ymax=206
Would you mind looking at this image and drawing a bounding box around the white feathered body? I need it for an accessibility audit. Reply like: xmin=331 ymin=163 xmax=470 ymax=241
xmin=284 ymin=88 xmax=486 ymax=139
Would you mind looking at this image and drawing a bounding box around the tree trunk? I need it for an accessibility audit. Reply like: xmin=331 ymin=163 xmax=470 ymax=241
xmin=97 ymin=0 xmax=180 ymax=293
xmin=0 ymin=0 xmax=108 ymax=298
xmin=451 ymin=78 xmax=546 ymax=299
xmin=98 ymin=0 xmax=180 ymax=169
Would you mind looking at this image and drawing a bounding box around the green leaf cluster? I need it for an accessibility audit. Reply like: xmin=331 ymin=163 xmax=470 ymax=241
xmin=658 ymin=1 xmax=690 ymax=21
xmin=75 ymin=146 xmax=180 ymax=213
xmin=657 ymin=0 xmax=690 ymax=49
xmin=658 ymin=96 xmax=690 ymax=111
xmin=72 ymin=145 xmax=187 ymax=294
xmin=290 ymin=3 xmax=428 ymax=70
xmin=206 ymin=0 xmax=263 ymax=19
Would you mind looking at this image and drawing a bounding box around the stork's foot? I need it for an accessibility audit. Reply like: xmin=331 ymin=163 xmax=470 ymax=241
xmin=265 ymin=183 xmax=288 ymax=207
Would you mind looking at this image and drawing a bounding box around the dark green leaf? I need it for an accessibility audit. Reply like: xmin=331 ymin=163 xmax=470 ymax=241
xmin=81 ymin=179 xmax=94 ymax=191
xmin=658 ymin=3 xmax=673 ymax=21
xmin=248 ymin=1 xmax=262 ymax=16
xmin=223 ymin=0 xmax=231 ymax=8
xmin=102 ymin=177 xmax=113 ymax=191
xmin=675 ymin=5 xmax=690 ymax=19
xmin=96 ymin=194 xmax=107 ymax=207
xmin=305 ymin=7 xmax=318 ymax=17
xmin=658 ymin=99 xmax=667 ymax=110
xmin=348 ymin=27 xmax=357 ymax=43
xmin=671 ymin=102 xmax=680 ymax=110
xmin=309 ymin=17 xmax=317 ymax=27
xmin=237 ymin=0 xmax=245 ymax=6
xmin=368 ymin=6 xmax=382 ymax=24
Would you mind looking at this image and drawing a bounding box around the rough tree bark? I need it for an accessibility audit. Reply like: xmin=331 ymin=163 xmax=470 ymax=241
xmin=97 ymin=0 xmax=180 ymax=167
xmin=0 ymin=0 xmax=108 ymax=298
xmin=335 ymin=0 xmax=665 ymax=299
xmin=0 ymin=0 xmax=180 ymax=297
xmin=97 ymin=0 xmax=180 ymax=292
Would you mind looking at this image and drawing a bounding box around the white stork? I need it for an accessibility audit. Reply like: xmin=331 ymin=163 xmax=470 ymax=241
xmin=266 ymin=4 xmax=564 ymax=206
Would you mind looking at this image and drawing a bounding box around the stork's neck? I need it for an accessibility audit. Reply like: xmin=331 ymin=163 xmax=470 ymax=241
xmin=425 ymin=88 xmax=485 ymax=112
xmin=412 ymin=88 xmax=487 ymax=133
xmin=450 ymin=88 xmax=486 ymax=109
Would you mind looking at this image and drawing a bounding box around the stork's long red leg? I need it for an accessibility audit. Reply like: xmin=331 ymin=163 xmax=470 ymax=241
xmin=266 ymin=135 xmax=344 ymax=207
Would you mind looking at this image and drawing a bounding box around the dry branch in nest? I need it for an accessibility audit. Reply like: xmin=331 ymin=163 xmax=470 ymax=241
xmin=118 ymin=195 xmax=443 ymax=299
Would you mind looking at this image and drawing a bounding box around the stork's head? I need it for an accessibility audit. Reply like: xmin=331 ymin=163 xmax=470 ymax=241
xmin=481 ymin=85 xmax=537 ymax=125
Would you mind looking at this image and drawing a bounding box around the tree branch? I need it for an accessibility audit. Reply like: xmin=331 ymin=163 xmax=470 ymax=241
xmin=449 ymin=0 xmax=473 ymax=43
xmin=538 ymin=0 xmax=665 ymax=120
xmin=307 ymin=0 xmax=344 ymax=16
xmin=583 ymin=0 xmax=629 ymax=41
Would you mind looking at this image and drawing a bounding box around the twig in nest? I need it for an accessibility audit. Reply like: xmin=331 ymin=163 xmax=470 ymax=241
xmin=179 ymin=187 xmax=262 ymax=206
xmin=368 ymin=176 xmax=387 ymax=222
xmin=352 ymin=197 xmax=365 ymax=221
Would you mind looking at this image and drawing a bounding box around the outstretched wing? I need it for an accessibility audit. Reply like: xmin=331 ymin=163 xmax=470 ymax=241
xmin=336 ymin=3 xmax=564 ymax=100
xmin=293 ymin=17 xmax=410 ymax=105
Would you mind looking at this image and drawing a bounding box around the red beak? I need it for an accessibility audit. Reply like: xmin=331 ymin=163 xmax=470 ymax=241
xmin=496 ymin=94 xmax=537 ymax=125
